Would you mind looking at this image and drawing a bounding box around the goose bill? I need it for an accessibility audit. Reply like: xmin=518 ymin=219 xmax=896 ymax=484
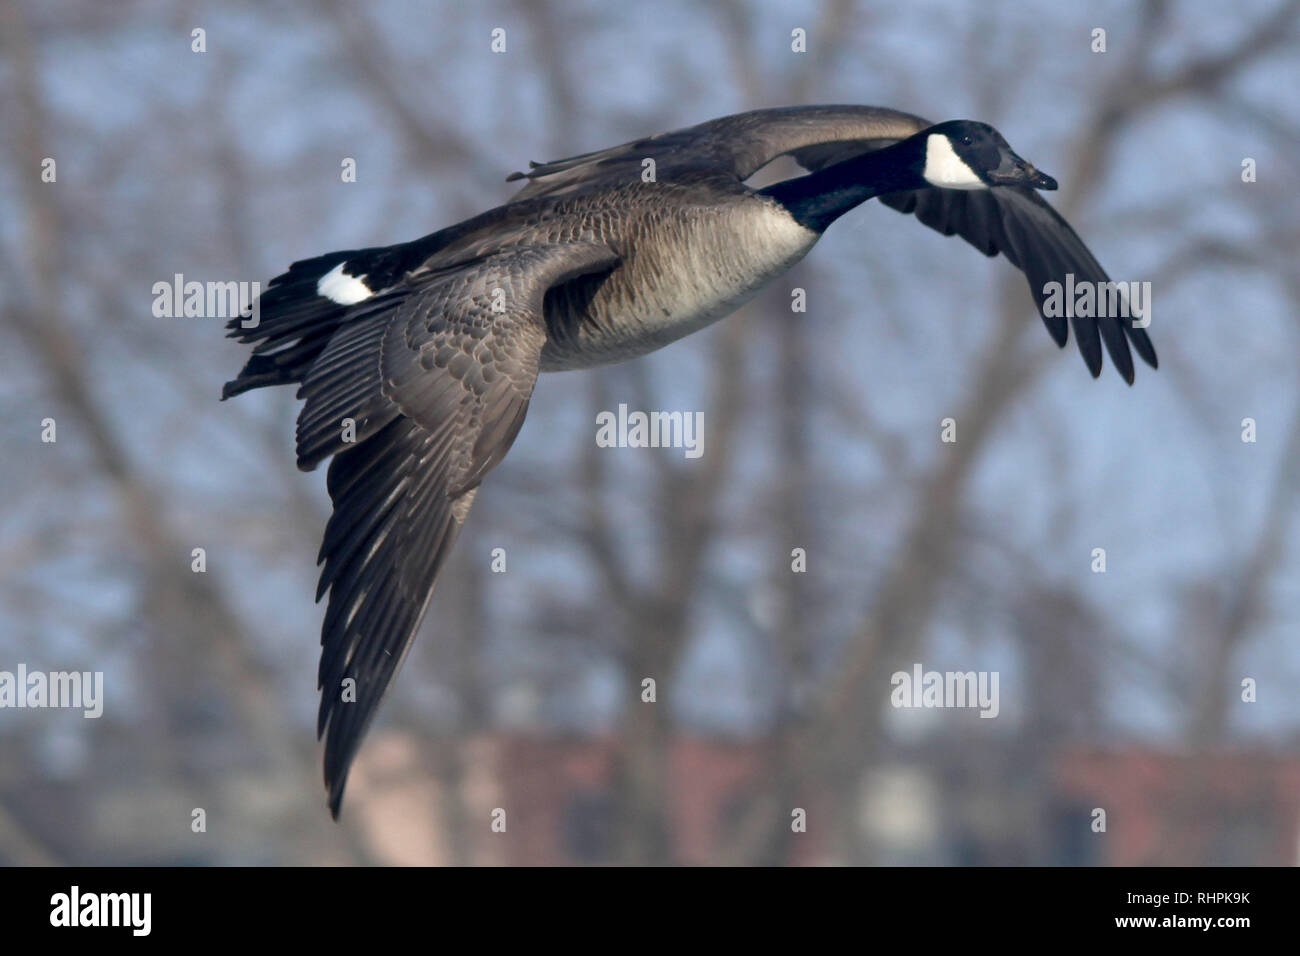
xmin=990 ymin=152 xmax=1058 ymax=190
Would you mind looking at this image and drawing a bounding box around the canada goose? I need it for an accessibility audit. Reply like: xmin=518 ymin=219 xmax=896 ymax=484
xmin=223 ymin=105 xmax=1157 ymax=815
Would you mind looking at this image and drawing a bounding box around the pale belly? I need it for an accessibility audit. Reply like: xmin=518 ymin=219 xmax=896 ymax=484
xmin=538 ymin=198 xmax=819 ymax=371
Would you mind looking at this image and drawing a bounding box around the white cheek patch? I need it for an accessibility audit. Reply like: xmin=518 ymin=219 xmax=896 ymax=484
xmin=317 ymin=262 xmax=373 ymax=304
xmin=922 ymin=134 xmax=987 ymax=190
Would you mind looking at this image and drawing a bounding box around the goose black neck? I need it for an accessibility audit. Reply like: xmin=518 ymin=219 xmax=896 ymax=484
xmin=760 ymin=139 xmax=925 ymax=233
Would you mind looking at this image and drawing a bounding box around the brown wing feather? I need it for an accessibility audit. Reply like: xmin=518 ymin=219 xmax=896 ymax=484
xmin=303 ymin=241 xmax=619 ymax=815
xmin=506 ymin=105 xmax=931 ymax=202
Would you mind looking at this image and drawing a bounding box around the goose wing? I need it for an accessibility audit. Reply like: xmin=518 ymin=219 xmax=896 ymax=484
xmin=785 ymin=126 xmax=1158 ymax=383
xmin=874 ymin=186 xmax=1156 ymax=382
xmin=297 ymin=241 xmax=619 ymax=815
xmin=506 ymin=105 xmax=932 ymax=201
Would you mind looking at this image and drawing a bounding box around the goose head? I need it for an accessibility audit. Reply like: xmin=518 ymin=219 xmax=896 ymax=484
xmin=918 ymin=120 xmax=1058 ymax=191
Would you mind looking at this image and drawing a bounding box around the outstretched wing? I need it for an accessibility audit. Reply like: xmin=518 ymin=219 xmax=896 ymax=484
xmin=874 ymin=186 xmax=1157 ymax=382
xmin=782 ymin=121 xmax=1158 ymax=382
xmin=506 ymin=105 xmax=931 ymax=202
xmin=298 ymin=241 xmax=619 ymax=815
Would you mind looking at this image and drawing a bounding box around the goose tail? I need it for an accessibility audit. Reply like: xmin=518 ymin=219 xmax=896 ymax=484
xmin=222 ymin=248 xmax=388 ymax=400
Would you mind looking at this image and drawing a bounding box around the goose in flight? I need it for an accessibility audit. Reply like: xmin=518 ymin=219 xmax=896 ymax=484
xmin=223 ymin=105 xmax=1157 ymax=815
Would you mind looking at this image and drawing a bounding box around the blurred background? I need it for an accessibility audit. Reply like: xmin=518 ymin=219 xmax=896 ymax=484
xmin=2 ymin=0 xmax=1299 ymax=865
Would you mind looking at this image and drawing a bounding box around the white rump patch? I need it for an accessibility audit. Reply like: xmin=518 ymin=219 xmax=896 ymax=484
xmin=922 ymin=134 xmax=987 ymax=190
xmin=317 ymin=262 xmax=373 ymax=304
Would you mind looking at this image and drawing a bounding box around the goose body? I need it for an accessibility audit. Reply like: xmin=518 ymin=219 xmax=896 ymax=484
xmin=223 ymin=105 xmax=1158 ymax=815
xmin=537 ymin=183 xmax=818 ymax=369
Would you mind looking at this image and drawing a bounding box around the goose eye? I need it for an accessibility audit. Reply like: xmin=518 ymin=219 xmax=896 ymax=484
xmin=961 ymin=135 xmax=973 ymax=146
